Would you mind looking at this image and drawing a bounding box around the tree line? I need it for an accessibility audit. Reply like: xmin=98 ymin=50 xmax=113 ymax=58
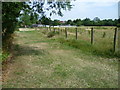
xmin=65 ymin=18 xmax=118 ymax=26
xmin=18 ymin=15 xmax=118 ymax=27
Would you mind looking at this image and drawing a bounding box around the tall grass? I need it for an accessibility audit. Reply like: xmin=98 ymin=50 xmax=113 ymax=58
xmin=57 ymin=37 xmax=119 ymax=58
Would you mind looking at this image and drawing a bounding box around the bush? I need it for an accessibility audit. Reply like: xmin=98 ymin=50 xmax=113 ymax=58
xmin=2 ymin=52 xmax=10 ymax=62
xmin=47 ymin=31 xmax=59 ymax=38
xmin=42 ymin=30 xmax=47 ymax=34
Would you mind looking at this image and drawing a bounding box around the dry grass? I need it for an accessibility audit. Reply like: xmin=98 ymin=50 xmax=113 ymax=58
xmin=2 ymin=28 xmax=118 ymax=88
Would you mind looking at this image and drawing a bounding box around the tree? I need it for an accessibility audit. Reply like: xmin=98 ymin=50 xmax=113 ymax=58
xmin=40 ymin=16 xmax=52 ymax=26
xmin=93 ymin=17 xmax=100 ymax=22
xmin=19 ymin=12 xmax=31 ymax=27
xmin=2 ymin=1 xmax=73 ymax=52
xmin=52 ymin=19 xmax=61 ymax=26
xmin=2 ymin=2 xmax=28 ymax=52
xmin=66 ymin=20 xmax=73 ymax=25
xmin=73 ymin=19 xmax=82 ymax=26
xmin=30 ymin=13 xmax=39 ymax=24
xmin=82 ymin=18 xmax=91 ymax=26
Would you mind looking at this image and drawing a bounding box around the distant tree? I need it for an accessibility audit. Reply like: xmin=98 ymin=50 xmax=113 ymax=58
xmin=64 ymin=18 xmax=118 ymax=26
xmin=93 ymin=17 xmax=100 ymax=22
xmin=40 ymin=16 xmax=52 ymax=26
xmin=117 ymin=18 xmax=120 ymax=27
xmin=30 ymin=13 xmax=39 ymax=24
xmin=19 ymin=12 xmax=31 ymax=27
xmin=73 ymin=19 xmax=82 ymax=26
xmin=82 ymin=18 xmax=91 ymax=26
xmin=52 ymin=19 xmax=61 ymax=26
xmin=66 ymin=20 xmax=73 ymax=25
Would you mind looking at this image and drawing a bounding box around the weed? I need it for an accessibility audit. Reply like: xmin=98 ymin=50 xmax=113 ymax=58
xmin=47 ymin=31 xmax=59 ymax=38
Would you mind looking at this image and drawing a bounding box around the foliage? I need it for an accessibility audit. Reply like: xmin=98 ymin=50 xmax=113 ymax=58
xmin=52 ymin=19 xmax=61 ymax=26
xmin=19 ymin=12 xmax=39 ymax=27
xmin=40 ymin=16 xmax=52 ymax=25
xmin=117 ymin=18 xmax=120 ymax=27
xmin=1 ymin=52 xmax=10 ymax=62
xmin=2 ymin=1 xmax=73 ymax=56
xmin=43 ymin=18 xmax=118 ymax=26
xmin=47 ymin=31 xmax=59 ymax=38
xmin=2 ymin=2 xmax=29 ymax=53
xmin=64 ymin=18 xmax=118 ymax=26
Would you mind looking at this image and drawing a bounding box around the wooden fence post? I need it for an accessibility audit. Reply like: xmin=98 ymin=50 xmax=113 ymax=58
xmin=75 ymin=28 xmax=78 ymax=40
xmin=58 ymin=28 xmax=60 ymax=35
xmin=49 ymin=26 xmax=51 ymax=31
xmin=91 ymin=28 xmax=94 ymax=44
xmin=65 ymin=28 xmax=67 ymax=38
xmin=54 ymin=27 xmax=55 ymax=32
xmin=118 ymin=27 xmax=120 ymax=52
xmin=113 ymin=28 xmax=117 ymax=52
xmin=47 ymin=27 xmax=49 ymax=31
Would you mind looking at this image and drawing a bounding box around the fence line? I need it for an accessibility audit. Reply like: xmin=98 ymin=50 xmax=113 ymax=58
xmin=47 ymin=26 xmax=118 ymax=52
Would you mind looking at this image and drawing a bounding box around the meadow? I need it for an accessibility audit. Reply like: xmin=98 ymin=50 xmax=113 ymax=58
xmin=2 ymin=26 xmax=119 ymax=88
xmin=43 ymin=26 xmax=119 ymax=58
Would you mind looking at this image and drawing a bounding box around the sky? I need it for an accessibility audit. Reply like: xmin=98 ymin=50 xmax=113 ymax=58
xmin=46 ymin=0 xmax=119 ymax=21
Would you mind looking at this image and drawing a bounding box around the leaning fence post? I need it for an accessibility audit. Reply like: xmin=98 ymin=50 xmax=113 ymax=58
xmin=91 ymin=28 xmax=94 ymax=44
xmin=113 ymin=28 xmax=117 ymax=52
xmin=65 ymin=28 xmax=67 ymax=38
xmin=75 ymin=28 xmax=78 ymax=40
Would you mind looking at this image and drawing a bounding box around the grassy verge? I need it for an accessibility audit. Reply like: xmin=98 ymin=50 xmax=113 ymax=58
xmin=54 ymin=37 xmax=120 ymax=58
xmin=2 ymin=29 xmax=119 ymax=88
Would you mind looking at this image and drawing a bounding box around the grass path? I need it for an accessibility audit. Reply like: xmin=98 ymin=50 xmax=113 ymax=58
xmin=2 ymin=30 xmax=118 ymax=88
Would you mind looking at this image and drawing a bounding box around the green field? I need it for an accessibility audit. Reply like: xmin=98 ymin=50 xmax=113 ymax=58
xmin=2 ymin=26 xmax=119 ymax=88
xmin=47 ymin=26 xmax=119 ymax=57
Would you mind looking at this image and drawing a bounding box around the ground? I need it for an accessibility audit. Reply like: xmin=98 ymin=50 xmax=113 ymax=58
xmin=2 ymin=29 xmax=118 ymax=88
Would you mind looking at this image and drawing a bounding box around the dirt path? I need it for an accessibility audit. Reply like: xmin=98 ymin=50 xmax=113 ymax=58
xmin=2 ymin=30 xmax=118 ymax=88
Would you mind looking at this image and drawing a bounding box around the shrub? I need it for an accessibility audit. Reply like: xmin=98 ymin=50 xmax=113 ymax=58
xmin=42 ymin=30 xmax=47 ymax=34
xmin=47 ymin=31 xmax=59 ymax=38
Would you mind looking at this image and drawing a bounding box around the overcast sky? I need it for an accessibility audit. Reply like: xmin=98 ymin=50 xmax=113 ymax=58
xmin=46 ymin=0 xmax=119 ymax=21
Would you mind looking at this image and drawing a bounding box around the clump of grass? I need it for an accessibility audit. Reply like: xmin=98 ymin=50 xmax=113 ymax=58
xmin=2 ymin=52 xmax=10 ymax=62
xmin=0 ymin=50 xmax=2 ymax=63
xmin=102 ymin=32 xmax=106 ymax=38
xmin=58 ymin=38 xmax=93 ymax=52
xmin=94 ymin=26 xmax=108 ymax=29
xmin=47 ymin=31 xmax=59 ymax=38
xmin=42 ymin=30 xmax=47 ymax=34
xmin=57 ymin=38 xmax=120 ymax=58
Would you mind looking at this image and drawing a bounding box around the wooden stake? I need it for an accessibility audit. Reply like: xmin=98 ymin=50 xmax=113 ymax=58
xmin=65 ymin=28 xmax=67 ymax=38
xmin=113 ymin=28 xmax=117 ymax=52
xmin=118 ymin=27 xmax=120 ymax=52
xmin=76 ymin=28 xmax=78 ymax=40
xmin=91 ymin=28 xmax=94 ymax=44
